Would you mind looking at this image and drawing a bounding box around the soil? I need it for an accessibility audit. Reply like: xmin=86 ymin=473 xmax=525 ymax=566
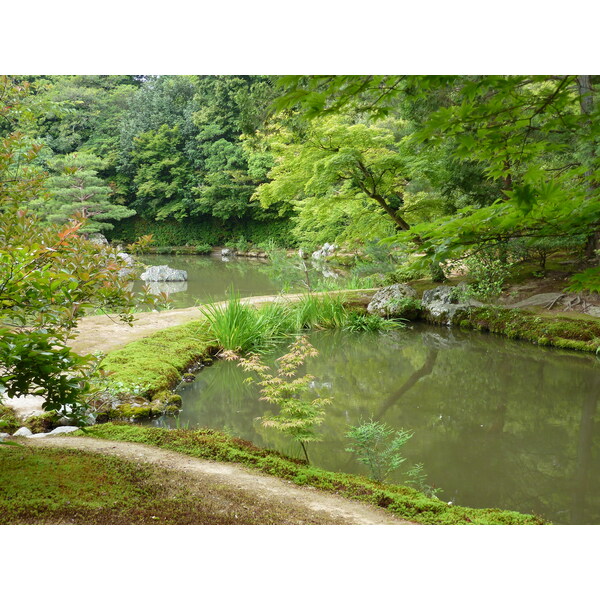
xmin=20 ymin=435 xmax=416 ymax=525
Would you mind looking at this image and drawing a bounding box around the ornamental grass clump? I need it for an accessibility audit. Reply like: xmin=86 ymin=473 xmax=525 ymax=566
xmin=199 ymin=291 xmax=292 ymax=354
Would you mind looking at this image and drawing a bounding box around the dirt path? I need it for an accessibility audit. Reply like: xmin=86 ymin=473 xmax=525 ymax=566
xmin=69 ymin=290 xmax=376 ymax=355
xmin=22 ymin=435 xmax=415 ymax=525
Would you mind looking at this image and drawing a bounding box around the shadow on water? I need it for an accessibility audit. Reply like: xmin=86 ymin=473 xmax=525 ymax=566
xmin=154 ymin=323 xmax=600 ymax=524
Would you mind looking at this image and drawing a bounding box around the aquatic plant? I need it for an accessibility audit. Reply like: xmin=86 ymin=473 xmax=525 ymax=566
xmin=199 ymin=292 xmax=291 ymax=353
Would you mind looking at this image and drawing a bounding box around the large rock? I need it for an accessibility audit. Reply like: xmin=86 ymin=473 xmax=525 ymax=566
xmin=312 ymin=243 xmax=337 ymax=261
xmin=421 ymin=285 xmax=472 ymax=326
xmin=46 ymin=426 xmax=79 ymax=436
xmin=89 ymin=233 xmax=109 ymax=246
xmin=140 ymin=265 xmax=187 ymax=282
xmin=12 ymin=427 xmax=33 ymax=437
xmin=585 ymin=306 xmax=600 ymax=318
xmin=367 ymin=284 xmax=418 ymax=318
xmin=221 ymin=248 xmax=232 ymax=257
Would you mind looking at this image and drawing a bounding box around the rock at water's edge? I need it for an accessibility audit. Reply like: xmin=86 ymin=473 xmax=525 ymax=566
xmin=12 ymin=427 xmax=33 ymax=437
xmin=367 ymin=284 xmax=418 ymax=317
xmin=140 ymin=265 xmax=188 ymax=282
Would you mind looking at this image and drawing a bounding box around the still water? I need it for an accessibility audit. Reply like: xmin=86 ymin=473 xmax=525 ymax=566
xmin=155 ymin=324 xmax=600 ymax=524
xmin=134 ymin=254 xmax=283 ymax=308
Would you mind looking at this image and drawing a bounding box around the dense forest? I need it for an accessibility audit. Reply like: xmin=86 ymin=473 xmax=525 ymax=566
xmin=5 ymin=74 xmax=599 ymax=291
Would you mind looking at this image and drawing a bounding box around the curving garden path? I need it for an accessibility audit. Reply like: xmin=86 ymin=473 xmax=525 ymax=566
xmin=21 ymin=435 xmax=415 ymax=525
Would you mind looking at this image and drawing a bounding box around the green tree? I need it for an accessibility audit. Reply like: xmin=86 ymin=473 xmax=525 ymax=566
xmin=0 ymin=77 xmax=155 ymax=419
xmin=252 ymin=115 xmax=413 ymax=248
xmin=236 ymin=336 xmax=331 ymax=463
xmin=34 ymin=152 xmax=135 ymax=232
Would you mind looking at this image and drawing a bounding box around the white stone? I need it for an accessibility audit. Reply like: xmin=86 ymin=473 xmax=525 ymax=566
xmin=46 ymin=426 xmax=79 ymax=436
xmin=30 ymin=433 xmax=49 ymax=438
xmin=12 ymin=427 xmax=33 ymax=437
xmin=140 ymin=265 xmax=187 ymax=282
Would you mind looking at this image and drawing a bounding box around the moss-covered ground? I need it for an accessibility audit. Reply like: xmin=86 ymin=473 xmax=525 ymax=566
xmin=60 ymin=423 xmax=546 ymax=525
xmin=0 ymin=441 xmax=352 ymax=525
xmin=459 ymin=306 xmax=600 ymax=352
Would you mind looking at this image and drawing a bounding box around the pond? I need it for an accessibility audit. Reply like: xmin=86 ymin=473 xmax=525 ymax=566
xmin=134 ymin=254 xmax=344 ymax=308
xmin=154 ymin=323 xmax=600 ymax=524
xmin=134 ymin=254 xmax=282 ymax=308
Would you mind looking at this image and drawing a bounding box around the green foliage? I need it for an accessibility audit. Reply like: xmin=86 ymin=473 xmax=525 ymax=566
xmin=108 ymin=215 xmax=294 ymax=248
xmin=0 ymin=77 xmax=161 ymax=416
xmin=342 ymin=311 xmax=405 ymax=332
xmin=345 ymin=419 xmax=413 ymax=482
xmin=33 ymin=152 xmax=135 ymax=232
xmin=459 ymin=251 xmax=516 ymax=301
xmin=199 ymin=293 xmax=293 ymax=354
xmin=237 ymin=337 xmax=331 ymax=462
xmin=405 ymin=463 xmax=443 ymax=499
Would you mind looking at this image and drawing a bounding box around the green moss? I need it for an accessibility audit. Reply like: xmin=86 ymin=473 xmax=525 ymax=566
xmin=0 ymin=405 xmax=20 ymax=434
xmin=462 ymin=306 xmax=600 ymax=353
xmin=23 ymin=411 xmax=59 ymax=434
xmin=100 ymin=320 xmax=216 ymax=397
xmin=69 ymin=424 xmax=545 ymax=525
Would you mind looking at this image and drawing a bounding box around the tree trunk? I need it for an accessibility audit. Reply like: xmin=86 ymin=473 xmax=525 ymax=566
xmin=578 ymin=76 xmax=599 ymax=259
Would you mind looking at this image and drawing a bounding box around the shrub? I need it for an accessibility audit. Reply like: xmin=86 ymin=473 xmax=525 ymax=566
xmin=345 ymin=420 xmax=413 ymax=482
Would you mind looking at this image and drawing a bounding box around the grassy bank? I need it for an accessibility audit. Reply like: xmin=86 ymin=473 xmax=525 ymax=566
xmin=65 ymin=424 xmax=544 ymax=525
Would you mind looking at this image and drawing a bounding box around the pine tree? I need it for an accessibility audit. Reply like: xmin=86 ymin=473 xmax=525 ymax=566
xmin=38 ymin=152 xmax=135 ymax=232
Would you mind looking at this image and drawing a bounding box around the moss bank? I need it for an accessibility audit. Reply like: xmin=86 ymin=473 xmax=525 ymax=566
xmin=459 ymin=306 xmax=600 ymax=352
xmin=70 ymin=424 xmax=545 ymax=525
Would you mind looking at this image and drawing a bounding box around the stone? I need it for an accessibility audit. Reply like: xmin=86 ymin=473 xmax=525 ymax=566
xmin=89 ymin=233 xmax=109 ymax=246
xmin=12 ymin=427 xmax=33 ymax=437
xmin=509 ymin=293 xmax=567 ymax=309
xmin=1 ymin=393 xmax=45 ymax=420
xmin=585 ymin=306 xmax=600 ymax=318
xmin=221 ymin=248 xmax=232 ymax=257
xmin=46 ymin=426 xmax=80 ymax=436
xmin=311 ymin=243 xmax=337 ymax=261
xmin=0 ymin=432 xmax=10 ymax=440
xmin=117 ymin=251 xmax=137 ymax=278
xmin=367 ymin=284 xmax=418 ymax=317
xmin=140 ymin=265 xmax=187 ymax=282
xmin=421 ymin=285 xmax=471 ymax=326
xmin=29 ymin=432 xmax=49 ymax=438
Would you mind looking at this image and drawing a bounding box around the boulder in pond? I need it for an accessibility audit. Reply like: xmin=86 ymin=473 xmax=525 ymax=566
xmin=221 ymin=248 xmax=232 ymax=257
xmin=140 ymin=265 xmax=187 ymax=282
xmin=367 ymin=284 xmax=419 ymax=318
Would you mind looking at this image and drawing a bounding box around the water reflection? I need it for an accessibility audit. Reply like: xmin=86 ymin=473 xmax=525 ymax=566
xmin=134 ymin=254 xmax=283 ymax=308
xmin=157 ymin=324 xmax=600 ymax=524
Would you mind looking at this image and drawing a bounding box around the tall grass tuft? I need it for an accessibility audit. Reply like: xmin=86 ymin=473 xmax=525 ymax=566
xmin=200 ymin=292 xmax=405 ymax=354
xmin=199 ymin=292 xmax=291 ymax=353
